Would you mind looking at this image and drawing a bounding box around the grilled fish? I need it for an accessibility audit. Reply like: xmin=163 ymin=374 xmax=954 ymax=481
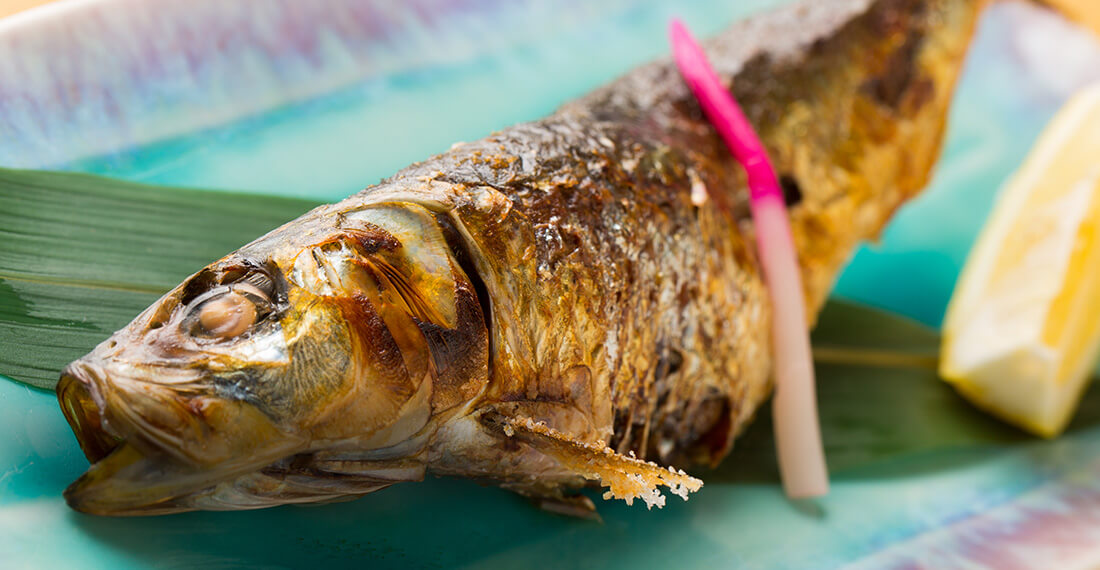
xmin=58 ymin=0 xmax=987 ymax=515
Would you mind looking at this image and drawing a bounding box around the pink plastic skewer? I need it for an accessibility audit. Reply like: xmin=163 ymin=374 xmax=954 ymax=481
xmin=669 ymin=19 xmax=828 ymax=499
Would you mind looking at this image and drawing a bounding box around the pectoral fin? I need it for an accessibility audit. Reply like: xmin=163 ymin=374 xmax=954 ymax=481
xmin=481 ymin=411 xmax=702 ymax=509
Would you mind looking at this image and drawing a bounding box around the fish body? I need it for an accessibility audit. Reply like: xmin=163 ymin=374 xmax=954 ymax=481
xmin=58 ymin=0 xmax=986 ymax=515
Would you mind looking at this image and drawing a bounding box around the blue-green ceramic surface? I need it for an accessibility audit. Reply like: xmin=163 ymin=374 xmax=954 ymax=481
xmin=3 ymin=0 xmax=1100 ymax=567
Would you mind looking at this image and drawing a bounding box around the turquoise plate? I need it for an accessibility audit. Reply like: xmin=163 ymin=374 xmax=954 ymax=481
xmin=3 ymin=0 xmax=1100 ymax=567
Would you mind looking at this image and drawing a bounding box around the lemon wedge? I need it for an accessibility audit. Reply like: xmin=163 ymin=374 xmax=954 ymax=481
xmin=941 ymin=84 xmax=1100 ymax=438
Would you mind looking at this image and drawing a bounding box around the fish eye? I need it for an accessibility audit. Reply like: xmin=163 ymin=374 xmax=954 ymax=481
xmin=186 ymin=281 xmax=274 ymax=340
xmin=197 ymin=291 xmax=255 ymax=338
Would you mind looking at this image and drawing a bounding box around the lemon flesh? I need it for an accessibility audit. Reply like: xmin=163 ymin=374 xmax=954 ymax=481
xmin=941 ymin=84 xmax=1100 ymax=438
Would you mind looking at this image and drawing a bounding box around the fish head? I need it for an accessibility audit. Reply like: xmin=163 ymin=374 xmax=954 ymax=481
xmin=58 ymin=202 xmax=490 ymax=515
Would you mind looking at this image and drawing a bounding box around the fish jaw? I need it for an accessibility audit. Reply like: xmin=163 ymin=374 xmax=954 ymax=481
xmin=57 ymin=361 xmax=308 ymax=515
xmin=58 ymin=358 xmax=434 ymax=514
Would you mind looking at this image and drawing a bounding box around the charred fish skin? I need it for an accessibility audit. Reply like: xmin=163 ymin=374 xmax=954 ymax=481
xmin=57 ymin=0 xmax=985 ymax=515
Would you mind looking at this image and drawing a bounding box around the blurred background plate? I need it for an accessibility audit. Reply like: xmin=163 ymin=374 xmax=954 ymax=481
xmin=2 ymin=0 xmax=1100 ymax=568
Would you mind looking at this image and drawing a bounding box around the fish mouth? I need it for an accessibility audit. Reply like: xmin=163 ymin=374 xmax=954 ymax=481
xmin=58 ymin=368 xmax=123 ymax=464
xmin=56 ymin=362 xmax=314 ymax=515
xmin=56 ymin=364 xmax=185 ymax=515
xmin=56 ymin=363 xmax=427 ymax=515
xmin=55 ymin=364 xmax=239 ymax=516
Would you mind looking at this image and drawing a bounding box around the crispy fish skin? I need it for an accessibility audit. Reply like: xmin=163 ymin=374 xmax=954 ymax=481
xmin=57 ymin=0 xmax=985 ymax=515
xmin=377 ymin=0 xmax=985 ymax=477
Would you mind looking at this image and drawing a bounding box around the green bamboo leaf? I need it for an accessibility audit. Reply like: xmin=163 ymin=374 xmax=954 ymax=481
xmin=0 ymin=168 xmax=319 ymax=389
xmin=712 ymin=303 xmax=1100 ymax=481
